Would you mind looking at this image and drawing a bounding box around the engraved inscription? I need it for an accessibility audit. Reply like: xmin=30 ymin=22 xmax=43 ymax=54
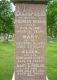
xmin=15 ymin=4 xmax=46 ymax=80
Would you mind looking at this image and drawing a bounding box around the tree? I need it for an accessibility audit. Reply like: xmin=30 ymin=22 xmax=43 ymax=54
xmin=0 ymin=0 xmax=15 ymax=42
xmin=47 ymin=0 xmax=57 ymax=38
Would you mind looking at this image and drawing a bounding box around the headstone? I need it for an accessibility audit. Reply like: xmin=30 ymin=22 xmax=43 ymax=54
xmin=15 ymin=2 xmax=47 ymax=80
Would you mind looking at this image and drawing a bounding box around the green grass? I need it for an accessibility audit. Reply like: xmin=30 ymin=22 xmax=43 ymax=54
xmin=0 ymin=42 xmax=14 ymax=80
xmin=0 ymin=40 xmax=57 ymax=80
xmin=47 ymin=40 xmax=57 ymax=80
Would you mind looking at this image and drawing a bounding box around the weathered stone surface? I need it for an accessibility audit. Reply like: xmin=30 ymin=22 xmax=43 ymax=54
xmin=15 ymin=4 xmax=47 ymax=80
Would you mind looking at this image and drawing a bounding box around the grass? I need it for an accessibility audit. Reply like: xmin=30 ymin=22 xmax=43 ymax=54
xmin=0 ymin=40 xmax=57 ymax=80
xmin=47 ymin=40 xmax=57 ymax=80
xmin=0 ymin=41 xmax=14 ymax=80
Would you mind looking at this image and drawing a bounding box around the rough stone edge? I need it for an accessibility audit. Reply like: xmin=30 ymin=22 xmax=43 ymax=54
xmin=12 ymin=0 xmax=48 ymax=4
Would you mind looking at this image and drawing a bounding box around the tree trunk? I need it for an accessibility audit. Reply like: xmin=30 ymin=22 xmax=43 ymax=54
xmin=4 ymin=33 xmax=9 ymax=43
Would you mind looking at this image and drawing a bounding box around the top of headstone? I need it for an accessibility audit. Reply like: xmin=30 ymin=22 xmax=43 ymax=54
xmin=12 ymin=0 xmax=48 ymax=4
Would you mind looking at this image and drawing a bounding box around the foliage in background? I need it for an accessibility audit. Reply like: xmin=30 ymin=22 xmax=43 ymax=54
xmin=0 ymin=0 xmax=15 ymax=34
xmin=0 ymin=0 xmax=15 ymax=42
xmin=47 ymin=0 xmax=57 ymax=38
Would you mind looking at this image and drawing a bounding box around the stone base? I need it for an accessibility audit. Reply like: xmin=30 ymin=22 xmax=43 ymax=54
xmin=12 ymin=73 xmax=48 ymax=80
